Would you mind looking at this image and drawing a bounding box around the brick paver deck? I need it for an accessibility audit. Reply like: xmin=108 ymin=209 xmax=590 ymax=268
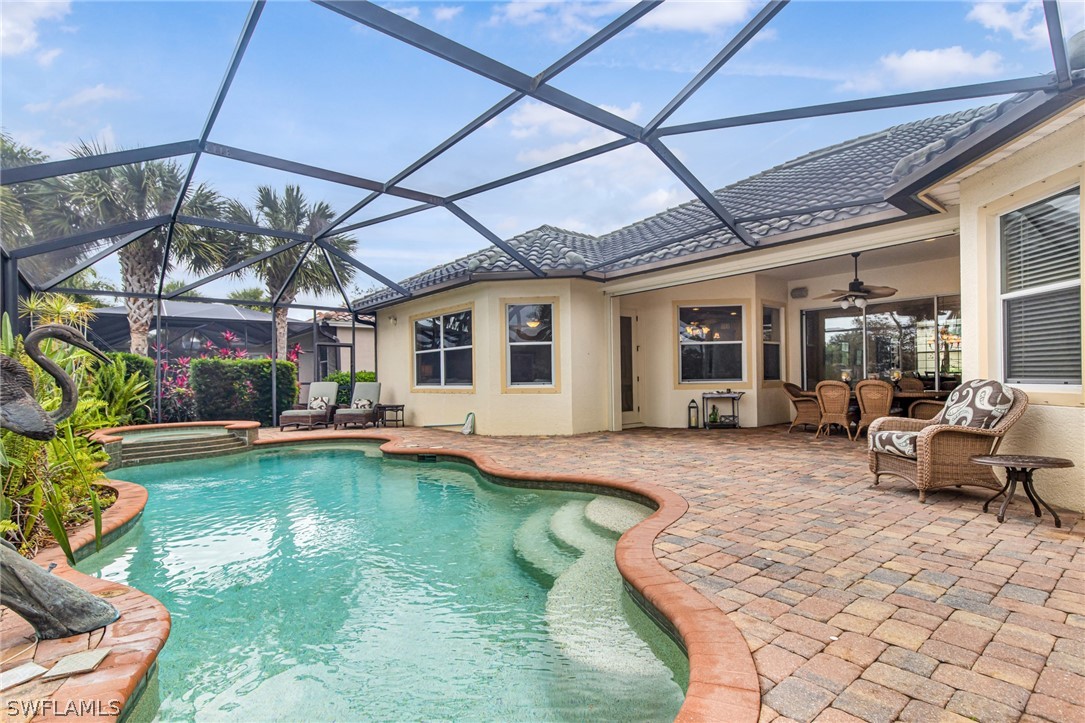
xmin=264 ymin=424 xmax=1085 ymax=723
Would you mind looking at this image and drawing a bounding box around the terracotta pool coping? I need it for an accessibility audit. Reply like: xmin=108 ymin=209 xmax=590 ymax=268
xmin=254 ymin=431 xmax=761 ymax=722
xmin=1 ymin=479 xmax=169 ymax=722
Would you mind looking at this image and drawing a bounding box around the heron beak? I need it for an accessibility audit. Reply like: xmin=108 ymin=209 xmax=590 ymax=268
xmin=66 ymin=335 xmax=110 ymax=364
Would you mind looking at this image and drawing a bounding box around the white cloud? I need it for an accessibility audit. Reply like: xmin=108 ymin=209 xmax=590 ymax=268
xmin=23 ymin=83 xmax=132 ymax=113
xmin=384 ymin=4 xmax=420 ymax=21
xmin=1 ymin=1 xmax=70 ymax=56
xmin=506 ymin=100 xmax=640 ymax=152
xmin=56 ymin=83 xmax=132 ymax=110
xmin=433 ymin=5 xmax=463 ymax=22
xmin=489 ymin=1 xmax=628 ymax=42
xmin=840 ymin=46 xmax=1004 ymax=92
xmin=489 ymin=0 xmax=755 ymax=40
xmin=967 ymin=1 xmax=1048 ymax=47
xmin=638 ymin=0 xmax=755 ymax=33
xmin=36 ymin=47 xmax=62 ymax=67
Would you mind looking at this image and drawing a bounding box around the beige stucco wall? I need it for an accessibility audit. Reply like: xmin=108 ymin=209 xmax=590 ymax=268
xmin=333 ymin=324 xmax=376 ymax=374
xmin=957 ymin=115 xmax=1085 ymax=512
xmin=375 ymin=278 xmax=609 ymax=435
xmin=616 ymin=273 xmax=777 ymax=429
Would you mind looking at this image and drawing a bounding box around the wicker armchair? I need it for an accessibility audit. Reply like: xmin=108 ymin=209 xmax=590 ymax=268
xmin=869 ymin=380 xmax=1028 ymax=502
xmin=815 ymin=380 xmax=853 ymax=440
xmin=783 ymin=382 xmax=820 ymax=433
xmin=855 ymin=379 xmax=894 ymax=438
xmin=908 ymin=399 xmax=945 ymax=420
xmin=896 ymin=376 xmax=925 ymax=392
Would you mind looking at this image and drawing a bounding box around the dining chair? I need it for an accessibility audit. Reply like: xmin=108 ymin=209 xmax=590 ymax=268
xmin=783 ymin=382 xmax=821 ymax=433
xmin=897 ymin=376 xmax=925 ymax=392
xmin=815 ymin=380 xmax=853 ymax=440
xmin=855 ymin=379 xmax=894 ymax=438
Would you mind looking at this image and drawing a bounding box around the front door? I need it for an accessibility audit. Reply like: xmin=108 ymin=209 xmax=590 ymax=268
xmin=620 ymin=314 xmax=641 ymax=426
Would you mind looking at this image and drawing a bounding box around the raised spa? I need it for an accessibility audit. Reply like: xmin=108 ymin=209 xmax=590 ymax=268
xmin=79 ymin=444 xmax=687 ymax=721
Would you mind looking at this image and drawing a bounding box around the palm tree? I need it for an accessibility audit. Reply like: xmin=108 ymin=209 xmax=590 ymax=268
xmin=224 ymin=185 xmax=356 ymax=359
xmin=227 ymin=286 xmax=269 ymax=312
xmin=55 ymin=141 xmax=230 ymax=355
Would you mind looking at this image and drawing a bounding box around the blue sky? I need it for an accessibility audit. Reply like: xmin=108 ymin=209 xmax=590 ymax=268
xmin=2 ymin=0 xmax=1082 ymax=309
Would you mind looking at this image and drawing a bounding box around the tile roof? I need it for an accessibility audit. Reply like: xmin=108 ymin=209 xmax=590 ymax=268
xmin=355 ymin=90 xmax=1053 ymax=310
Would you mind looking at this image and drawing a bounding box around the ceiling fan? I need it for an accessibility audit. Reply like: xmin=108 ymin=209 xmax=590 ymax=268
xmin=816 ymin=252 xmax=897 ymax=309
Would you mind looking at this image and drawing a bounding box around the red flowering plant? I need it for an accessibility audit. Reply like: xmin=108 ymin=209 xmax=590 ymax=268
xmin=157 ymin=332 xmax=257 ymax=421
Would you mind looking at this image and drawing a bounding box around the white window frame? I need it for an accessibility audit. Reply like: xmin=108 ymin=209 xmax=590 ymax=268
xmin=678 ymin=305 xmax=745 ymax=383
xmin=762 ymin=305 xmax=782 ymax=382
xmin=996 ymin=186 xmax=1082 ymax=390
xmin=413 ymin=310 xmax=473 ymax=387
xmin=506 ymin=303 xmax=555 ymax=387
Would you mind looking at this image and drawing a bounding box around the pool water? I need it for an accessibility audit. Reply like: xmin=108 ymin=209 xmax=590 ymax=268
xmin=80 ymin=444 xmax=687 ymax=721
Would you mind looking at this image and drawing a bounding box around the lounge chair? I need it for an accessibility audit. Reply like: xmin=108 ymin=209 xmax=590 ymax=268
xmin=783 ymin=382 xmax=820 ymax=433
xmin=869 ymin=379 xmax=1028 ymax=502
xmin=279 ymin=381 xmax=339 ymax=431
xmin=333 ymin=382 xmax=382 ymax=429
xmin=855 ymin=379 xmax=894 ymax=438
xmin=815 ymin=380 xmax=853 ymax=440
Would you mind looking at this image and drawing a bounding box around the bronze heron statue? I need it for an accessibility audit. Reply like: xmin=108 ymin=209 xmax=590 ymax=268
xmin=0 ymin=324 xmax=119 ymax=639
xmin=0 ymin=324 xmax=109 ymax=441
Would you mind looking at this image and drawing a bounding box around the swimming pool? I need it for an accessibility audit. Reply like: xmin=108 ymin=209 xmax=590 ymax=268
xmin=80 ymin=444 xmax=687 ymax=721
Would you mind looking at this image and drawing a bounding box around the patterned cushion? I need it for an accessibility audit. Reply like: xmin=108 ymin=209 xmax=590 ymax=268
xmin=351 ymin=399 xmax=373 ymax=410
xmin=941 ymin=380 xmax=1013 ymax=430
xmin=307 ymin=395 xmax=330 ymax=411
xmin=870 ymin=431 xmax=919 ymax=459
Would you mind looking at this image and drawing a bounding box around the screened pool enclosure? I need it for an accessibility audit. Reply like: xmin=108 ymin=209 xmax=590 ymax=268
xmin=2 ymin=0 xmax=1082 ymax=420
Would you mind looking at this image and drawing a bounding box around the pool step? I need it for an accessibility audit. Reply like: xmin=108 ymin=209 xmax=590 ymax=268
xmin=513 ymin=507 xmax=577 ymax=584
xmin=583 ymin=497 xmax=650 ymax=539
xmin=548 ymin=500 xmax=603 ymax=556
xmin=118 ymin=435 xmax=246 ymax=466
xmin=545 ymin=501 xmax=677 ymax=680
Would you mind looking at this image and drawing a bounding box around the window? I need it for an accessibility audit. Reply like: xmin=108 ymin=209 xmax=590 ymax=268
xmin=507 ymin=303 xmax=553 ymax=386
xmin=801 ymin=295 xmax=962 ymax=389
xmin=414 ymin=309 xmax=472 ymax=387
xmin=762 ymin=306 xmax=781 ymax=381
xmin=1000 ymin=188 xmax=1081 ymax=385
xmin=679 ymin=305 xmax=743 ymax=382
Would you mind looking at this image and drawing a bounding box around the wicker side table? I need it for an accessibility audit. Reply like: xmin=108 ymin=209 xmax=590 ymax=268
xmin=971 ymin=454 xmax=1074 ymax=528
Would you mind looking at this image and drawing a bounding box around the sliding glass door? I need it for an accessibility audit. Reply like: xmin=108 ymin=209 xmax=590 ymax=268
xmin=803 ymin=295 xmax=961 ymax=389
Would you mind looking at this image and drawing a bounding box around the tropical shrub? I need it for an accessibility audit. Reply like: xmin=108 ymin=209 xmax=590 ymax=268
xmin=0 ymin=313 xmax=111 ymax=560
xmin=322 ymin=370 xmax=377 ymax=407
xmin=94 ymin=356 xmax=152 ymax=425
xmin=190 ymin=358 xmax=298 ymax=427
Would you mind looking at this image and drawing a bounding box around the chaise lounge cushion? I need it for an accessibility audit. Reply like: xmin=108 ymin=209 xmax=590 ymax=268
xmin=870 ymin=430 xmax=918 ymax=459
xmin=941 ymin=380 xmax=1014 ymax=429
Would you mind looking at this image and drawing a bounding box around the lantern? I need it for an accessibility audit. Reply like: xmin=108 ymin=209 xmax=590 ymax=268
xmin=687 ymin=399 xmax=699 ymax=429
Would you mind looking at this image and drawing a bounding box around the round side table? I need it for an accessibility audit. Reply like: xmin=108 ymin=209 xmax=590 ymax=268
xmin=971 ymin=455 xmax=1074 ymax=528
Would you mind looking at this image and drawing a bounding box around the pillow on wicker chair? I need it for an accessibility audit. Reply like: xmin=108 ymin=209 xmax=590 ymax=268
xmin=870 ymin=431 xmax=918 ymax=459
xmin=307 ymin=395 xmax=330 ymax=411
xmin=351 ymin=399 xmax=373 ymax=410
xmin=942 ymin=380 xmax=1013 ymax=429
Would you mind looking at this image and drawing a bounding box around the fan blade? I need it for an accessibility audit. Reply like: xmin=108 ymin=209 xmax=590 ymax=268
xmin=814 ymin=289 xmax=852 ymax=299
xmin=859 ymin=285 xmax=898 ymax=299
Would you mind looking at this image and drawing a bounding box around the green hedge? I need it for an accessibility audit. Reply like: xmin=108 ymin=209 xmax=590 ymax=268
xmin=191 ymin=358 xmax=298 ymax=427
xmin=105 ymin=352 xmax=156 ymax=423
xmin=322 ymin=370 xmax=377 ymax=407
